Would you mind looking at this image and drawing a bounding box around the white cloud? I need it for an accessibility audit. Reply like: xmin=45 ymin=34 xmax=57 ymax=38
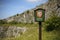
xmin=26 ymin=0 xmax=40 ymax=2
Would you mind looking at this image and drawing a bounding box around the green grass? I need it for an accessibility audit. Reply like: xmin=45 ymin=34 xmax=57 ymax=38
xmin=42 ymin=27 xmax=60 ymax=40
xmin=0 ymin=23 xmax=38 ymax=27
xmin=0 ymin=23 xmax=60 ymax=40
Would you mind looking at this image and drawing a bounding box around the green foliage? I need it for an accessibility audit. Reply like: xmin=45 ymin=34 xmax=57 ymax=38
xmin=44 ymin=16 xmax=60 ymax=32
xmin=16 ymin=14 xmax=19 ymax=16
xmin=9 ymin=21 xmax=18 ymax=24
xmin=27 ymin=10 xmax=29 ymax=13
xmin=0 ymin=20 xmax=7 ymax=24
xmin=31 ymin=21 xmax=34 ymax=24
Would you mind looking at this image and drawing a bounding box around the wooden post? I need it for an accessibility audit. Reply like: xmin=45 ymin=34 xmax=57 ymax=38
xmin=39 ymin=22 xmax=42 ymax=40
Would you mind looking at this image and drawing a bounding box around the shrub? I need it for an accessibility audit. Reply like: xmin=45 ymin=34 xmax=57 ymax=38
xmin=9 ymin=21 xmax=18 ymax=24
xmin=44 ymin=16 xmax=60 ymax=32
xmin=0 ymin=20 xmax=7 ymax=24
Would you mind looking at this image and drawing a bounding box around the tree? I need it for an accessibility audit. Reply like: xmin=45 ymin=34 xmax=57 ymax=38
xmin=16 ymin=14 xmax=19 ymax=16
xmin=27 ymin=10 xmax=29 ymax=14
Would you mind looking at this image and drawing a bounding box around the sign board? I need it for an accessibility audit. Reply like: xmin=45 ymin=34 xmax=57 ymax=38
xmin=34 ymin=8 xmax=45 ymax=22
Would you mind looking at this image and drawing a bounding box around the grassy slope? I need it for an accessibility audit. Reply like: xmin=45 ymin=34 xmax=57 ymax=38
xmin=0 ymin=23 xmax=60 ymax=40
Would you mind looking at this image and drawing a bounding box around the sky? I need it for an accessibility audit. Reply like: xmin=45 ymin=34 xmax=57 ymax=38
xmin=0 ymin=0 xmax=48 ymax=19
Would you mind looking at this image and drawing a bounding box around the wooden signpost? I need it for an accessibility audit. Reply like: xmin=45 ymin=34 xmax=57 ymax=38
xmin=34 ymin=8 xmax=45 ymax=40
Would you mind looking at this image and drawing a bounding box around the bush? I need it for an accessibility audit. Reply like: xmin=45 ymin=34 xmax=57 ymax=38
xmin=0 ymin=20 xmax=7 ymax=24
xmin=44 ymin=16 xmax=60 ymax=32
xmin=9 ymin=21 xmax=18 ymax=24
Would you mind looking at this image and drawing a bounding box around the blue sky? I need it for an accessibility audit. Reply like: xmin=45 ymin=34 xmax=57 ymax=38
xmin=0 ymin=0 xmax=48 ymax=19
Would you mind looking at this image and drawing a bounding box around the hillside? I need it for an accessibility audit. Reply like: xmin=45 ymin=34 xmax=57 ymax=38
xmin=3 ymin=0 xmax=60 ymax=23
xmin=0 ymin=0 xmax=60 ymax=40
